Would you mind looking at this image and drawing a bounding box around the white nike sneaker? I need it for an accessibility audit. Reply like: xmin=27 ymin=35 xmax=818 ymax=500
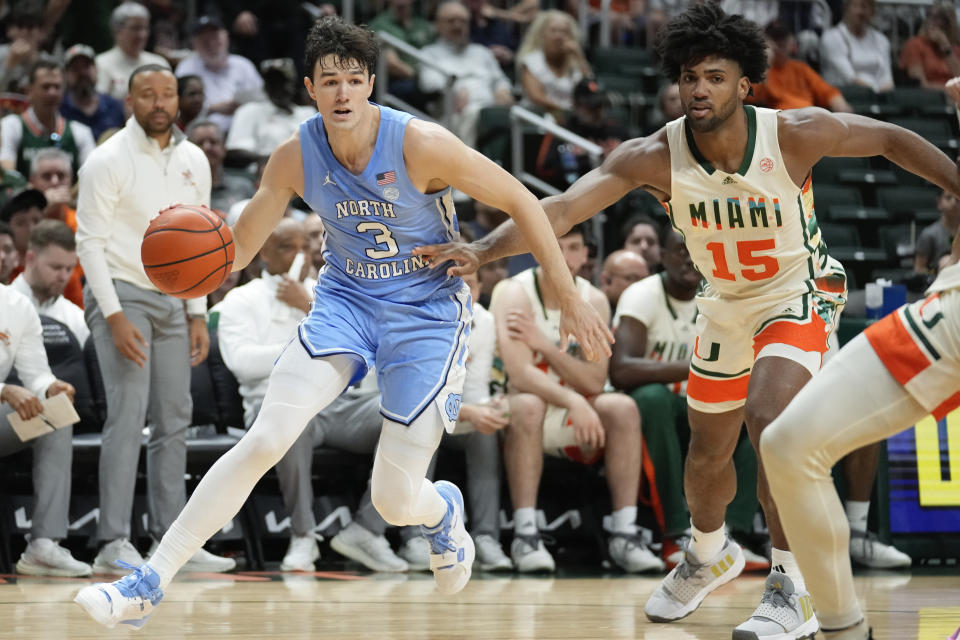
xmin=849 ymin=530 xmax=912 ymax=569
xmin=330 ymin=522 xmax=408 ymax=572
xmin=74 ymin=563 xmax=163 ymax=629
xmin=281 ymin=535 xmax=320 ymax=572
xmin=511 ymin=534 xmax=556 ymax=573
xmin=732 ymin=572 xmax=819 ymax=640
xmin=644 ymin=536 xmax=745 ymax=622
xmin=608 ymin=533 xmax=666 ymax=573
xmin=420 ymin=481 xmax=475 ymax=594
xmin=16 ymin=538 xmax=92 ymax=577
xmin=474 ymin=534 xmax=513 ymax=571
xmin=92 ymin=539 xmax=145 ymax=575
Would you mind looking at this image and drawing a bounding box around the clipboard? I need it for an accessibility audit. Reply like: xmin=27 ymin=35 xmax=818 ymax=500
xmin=5 ymin=392 xmax=80 ymax=442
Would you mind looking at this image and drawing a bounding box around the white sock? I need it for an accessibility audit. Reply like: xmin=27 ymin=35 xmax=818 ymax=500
xmin=845 ymin=500 xmax=870 ymax=533
xmin=610 ymin=506 xmax=638 ymax=535
xmin=148 ymin=521 xmax=205 ymax=590
xmin=771 ymin=547 xmax=806 ymax=592
xmin=689 ymin=521 xmax=726 ymax=561
xmin=514 ymin=507 xmax=538 ymax=536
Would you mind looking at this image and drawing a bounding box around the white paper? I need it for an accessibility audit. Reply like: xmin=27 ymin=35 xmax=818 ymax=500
xmin=6 ymin=392 xmax=80 ymax=442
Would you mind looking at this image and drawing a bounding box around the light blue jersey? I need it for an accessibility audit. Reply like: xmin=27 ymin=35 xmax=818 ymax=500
xmin=295 ymin=104 xmax=471 ymax=427
xmin=300 ymin=104 xmax=461 ymax=303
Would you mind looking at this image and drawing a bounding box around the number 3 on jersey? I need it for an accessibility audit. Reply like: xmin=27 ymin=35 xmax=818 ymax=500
xmin=706 ymin=239 xmax=779 ymax=282
xmin=357 ymin=221 xmax=399 ymax=259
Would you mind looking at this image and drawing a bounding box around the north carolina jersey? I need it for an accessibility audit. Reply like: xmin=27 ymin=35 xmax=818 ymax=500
xmin=664 ymin=106 xmax=845 ymax=311
xmin=299 ymin=105 xmax=460 ymax=303
xmin=613 ymin=272 xmax=698 ymax=395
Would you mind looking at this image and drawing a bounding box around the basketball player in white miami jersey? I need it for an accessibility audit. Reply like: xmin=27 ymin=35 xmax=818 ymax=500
xmin=762 ymin=231 xmax=960 ymax=640
xmin=416 ymin=5 xmax=960 ymax=639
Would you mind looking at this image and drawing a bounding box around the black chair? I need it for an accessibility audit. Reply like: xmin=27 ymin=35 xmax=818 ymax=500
xmin=876 ymin=186 xmax=940 ymax=218
xmin=207 ymin=327 xmax=245 ymax=432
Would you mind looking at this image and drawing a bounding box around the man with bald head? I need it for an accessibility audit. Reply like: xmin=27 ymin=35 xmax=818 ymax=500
xmin=600 ymin=249 xmax=649 ymax=312
xmin=76 ymin=63 xmax=234 ymax=575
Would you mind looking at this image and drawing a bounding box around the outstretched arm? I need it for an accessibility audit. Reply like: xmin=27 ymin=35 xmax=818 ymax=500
xmin=414 ymin=131 xmax=670 ymax=272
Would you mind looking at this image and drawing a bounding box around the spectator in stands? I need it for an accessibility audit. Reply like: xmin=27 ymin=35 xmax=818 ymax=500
xmin=465 ymin=0 xmax=518 ymax=68
xmin=491 ymin=223 xmax=663 ymax=573
xmin=0 ymin=188 xmax=45 ymax=285
xmin=187 ymin=120 xmax=255 ymax=215
xmin=420 ymin=1 xmax=514 ymax=148
xmin=216 ymin=219 xmax=410 ymax=572
xmin=76 ymin=64 xmax=234 ymax=575
xmin=915 ymin=189 xmax=960 ymax=276
xmin=60 ymin=44 xmax=126 ymax=141
xmin=176 ymin=15 xmax=265 ymax=133
xmin=609 ymin=229 xmax=768 ymax=570
xmin=1 ymin=276 xmax=87 ymax=577
xmin=369 ymin=0 xmax=436 ymax=109
xmin=96 ymin=2 xmax=171 ymax=102
xmin=621 ymin=214 xmax=663 ymax=273
xmin=899 ymin=1 xmax=960 ymax=90
xmin=600 ymin=249 xmax=649 ymax=312
xmin=516 ymin=10 xmax=591 ymax=116
xmin=176 ymin=75 xmax=206 ymax=132
xmin=28 ymin=149 xmax=84 ymax=308
xmin=226 ymin=58 xmax=316 ymax=167
xmin=0 ymin=221 xmax=18 ymax=284
xmin=0 ymin=59 xmax=97 ymax=178
xmin=751 ymin=21 xmax=854 ymax=112
xmin=819 ymin=0 xmax=893 ymax=93
xmin=0 ymin=6 xmax=46 ymax=94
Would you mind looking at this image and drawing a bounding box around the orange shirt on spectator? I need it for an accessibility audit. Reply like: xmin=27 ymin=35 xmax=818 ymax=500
xmin=899 ymin=35 xmax=960 ymax=86
xmin=750 ymin=59 xmax=841 ymax=110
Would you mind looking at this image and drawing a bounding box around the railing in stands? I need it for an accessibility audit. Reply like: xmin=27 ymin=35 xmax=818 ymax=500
xmin=374 ymin=30 xmax=455 ymax=128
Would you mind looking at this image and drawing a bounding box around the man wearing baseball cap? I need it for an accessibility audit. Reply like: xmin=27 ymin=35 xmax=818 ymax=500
xmin=60 ymin=45 xmax=126 ymax=141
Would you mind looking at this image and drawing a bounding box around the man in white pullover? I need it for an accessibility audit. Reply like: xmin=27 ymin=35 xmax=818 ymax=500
xmin=76 ymin=63 xmax=232 ymax=574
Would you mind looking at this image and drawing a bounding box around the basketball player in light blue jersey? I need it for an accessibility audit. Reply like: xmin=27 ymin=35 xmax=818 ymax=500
xmin=73 ymin=17 xmax=612 ymax=629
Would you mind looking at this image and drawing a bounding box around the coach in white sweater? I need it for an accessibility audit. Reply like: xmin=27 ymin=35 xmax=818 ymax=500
xmin=76 ymin=64 xmax=232 ymax=574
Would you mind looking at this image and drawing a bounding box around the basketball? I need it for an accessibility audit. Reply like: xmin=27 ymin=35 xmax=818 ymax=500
xmin=141 ymin=204 xmax=235 ymax=299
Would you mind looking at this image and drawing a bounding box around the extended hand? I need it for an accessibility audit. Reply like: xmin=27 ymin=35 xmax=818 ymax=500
xmin=412 ymin=241 xmax=481 ymax=277
xmin=558 ymin=297 xmax=613 ymax=362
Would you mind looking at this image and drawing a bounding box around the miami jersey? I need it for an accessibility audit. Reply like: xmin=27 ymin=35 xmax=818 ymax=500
xmin=664 ymin=106 xmax=845 ymax=310
xmin=299 ymin=105 xmax=460 ymax=303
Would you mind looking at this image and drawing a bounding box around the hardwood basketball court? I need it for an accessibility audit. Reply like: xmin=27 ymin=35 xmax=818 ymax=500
xmin=1 ymin=569 xmax=956 ymax=639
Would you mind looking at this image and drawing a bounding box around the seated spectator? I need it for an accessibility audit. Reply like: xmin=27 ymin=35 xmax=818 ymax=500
xmin=187 ymin=120 xmax=255 ymax=215
xmin=516 ymin=10 xmax=591 ymax=116
xmin=535 ymin=78 xmax=626 ymax=189
xmin=600 ymin=249 xmax=649 ymax=313
xmin=175 ymin=15 xmax=265 ymax=133
xmin=0 ymin=280 xmax=87 ymax=577
xmin=819 ymin=0 xmax=893 ymax=93
xmin=609 ymin=229 xmax=767 ymax=569
xmin=915 ymin=189 xmax=960 ymax=276
xmin=0 ymin=221 xmax=17 ymax=283
xmin=95 ymin=2 xmax=171 ymax=101
xmin=0 ymin=188 xmax=45 ymax=284
xmin=490 ymin=224 xmax=663 ymax=573
xmin=176 ymin=75 xmax=206 ymax=132
xmin=226 ymin=58 xmax=316 ymax=167
xmin=215 ymin=220 xmax=411 ymax=572
xmin=28 ymin=149 xmax=84 ymax=308
xmin=419 ymin=1 xmax=514 ymax=148
xmin=621 ymin=214 xmax=663 ymax=273
xmin=59 ymin=44 xmax=126 ymax=141
xmin=0 ymin=59 xmax=97 ymax=178
xmin=0 ymin=6 xmax=46 ymax=94
xmin=751 ymin=21 xmax=853 ymax=112
xmin=899 ymin=1 xmax=960 ymax=90
xmin=465 ymin=0 xmax=518 ymax=68
xmin=369 ymin=0 xmax=436 ymax=109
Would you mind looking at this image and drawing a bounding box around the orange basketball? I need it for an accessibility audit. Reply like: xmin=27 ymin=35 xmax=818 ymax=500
xmin=141 ymin=204 xmax=235 ymax=299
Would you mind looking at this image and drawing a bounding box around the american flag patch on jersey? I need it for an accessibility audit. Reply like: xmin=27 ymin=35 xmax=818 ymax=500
xmin=376 ymin=170 xmax=396 ymax=185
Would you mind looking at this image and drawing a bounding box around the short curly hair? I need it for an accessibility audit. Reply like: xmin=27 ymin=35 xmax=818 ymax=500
xmin=656 ymin=3 xmax=768 ymax=84
xmin=304 ymin=16 xmax=380 ymax=79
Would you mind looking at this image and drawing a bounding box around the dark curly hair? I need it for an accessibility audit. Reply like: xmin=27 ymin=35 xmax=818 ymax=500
xmin=304 ymin=16 xmax=380 ymax=79
xmin=655 ymin=3 xmax=768 ymax=84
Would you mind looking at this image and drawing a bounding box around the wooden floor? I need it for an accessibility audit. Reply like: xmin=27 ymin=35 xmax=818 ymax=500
xmin=0 ymin=570 xmax=956 ymax=639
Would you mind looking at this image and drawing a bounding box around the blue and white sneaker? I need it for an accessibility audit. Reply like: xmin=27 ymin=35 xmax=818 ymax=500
xmin=74 ymin=562 xmax=163 ymax=629
xmin=421 ymin=480 xmax=475 ymax=595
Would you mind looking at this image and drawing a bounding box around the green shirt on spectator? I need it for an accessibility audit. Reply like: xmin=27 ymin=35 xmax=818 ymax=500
xmin=368 ymin=11 xmax=435 ymax=69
